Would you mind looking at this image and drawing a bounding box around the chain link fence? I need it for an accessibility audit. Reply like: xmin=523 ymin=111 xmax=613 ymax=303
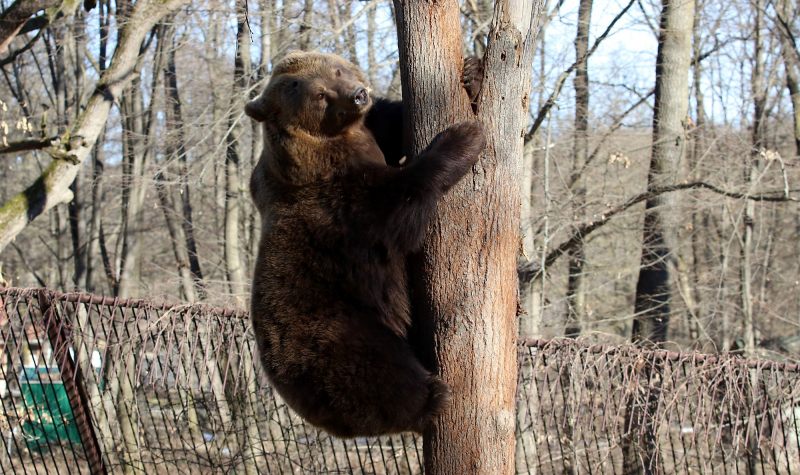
xmin=515 ymin=339 xmax=800 ymax=474
xmin=0 ymin=287 xmax=798 ymax=474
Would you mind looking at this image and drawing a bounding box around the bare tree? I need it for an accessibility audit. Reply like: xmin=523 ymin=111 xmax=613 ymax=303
xmin=0 ymin=0 xmax=73 ymax=55
xmin=0 ymin=0 xmax=189 ymax=253
xmin=776 ymin=0 xmax=800 ymax=156
xmin=160 ymin=20 xmax=206 ymax=300
xmin=564 ymin=0 xmax=593 ymax=339
xmin=631 ymin=0 xmax=694 ymax=347
xmin=623 ymin=0 xmax=695 ymax=471
xmin=222 ymin=0 xmax=250 ymax=305
xmin=742 ymin=0 xmax=766 ymax=357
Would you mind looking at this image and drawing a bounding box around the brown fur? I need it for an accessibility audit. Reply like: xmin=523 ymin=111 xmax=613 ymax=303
xmin=247 ymin=51 xmax=485 ymax=437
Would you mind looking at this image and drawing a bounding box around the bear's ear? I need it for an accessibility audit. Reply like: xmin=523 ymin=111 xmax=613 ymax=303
xmin=245 ymin=97 xmax=270 ymax=122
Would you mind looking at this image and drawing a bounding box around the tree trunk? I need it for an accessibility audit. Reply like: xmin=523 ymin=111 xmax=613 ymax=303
xmin=222 ymin=3 xmax=260 ymax=472
xmin=741 ymin=0 xmax=766 ymax=359
xmin=687 ymin=5 xmax=707 ymax=343
xmin=163 ymin=20 xmax=205 ymax=298
xmin=564 ymin=0 xmax=592 ymax=339
xmin=342 ymin=0 xmax=359 ymax=66
xmin=623 ymin=0 xmax=694 ymax=472
xmin=0 ymin=0 xmax=189 ymax=253
xmin=116 ymin=80 xmax=146 ymax=298
xmin=559 ymin=4 xmax=593 ymax=469
xmin=631 ymin=0 xmax=694 ymax=345
xmin=223 ymin=0 xmax=250 ymax=305
xmin=298 ymin=0 xmax=313 ymax=50
xmin=118 ymin=28 xmax=163 ymax=298
xmin=777 ymin=0 xmax=800 ymax=157
xmin=84 ymin=0 xmax=111 ymax=293
xmin=393 ymin=1 xmax=541 ymax=473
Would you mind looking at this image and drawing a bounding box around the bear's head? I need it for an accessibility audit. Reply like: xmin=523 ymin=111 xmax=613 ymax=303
xmin=245 ymin=52 xmax=372 ymax=137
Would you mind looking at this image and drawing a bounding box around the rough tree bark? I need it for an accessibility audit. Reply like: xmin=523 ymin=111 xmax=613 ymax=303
xmin=0 ymin=0 xmax=189 ymax=253
xmin=393 ymin=0 xmax=541 ymax=473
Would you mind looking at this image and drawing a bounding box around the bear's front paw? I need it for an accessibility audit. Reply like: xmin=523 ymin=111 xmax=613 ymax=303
xmin=435 ymin=120 xmax=487 ymax=165
xmin=412 ymin=121 xmax=486 ymax=193
xmin=462 ymin=56 xmax=484 ymax=106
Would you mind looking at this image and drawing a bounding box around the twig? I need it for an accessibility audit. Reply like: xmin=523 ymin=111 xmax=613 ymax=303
xmin=0 ymin=27 xmax=44 ymax=67
xmin=518 ymin=181 xmax=799 ymax=284
xmin=0 ymin=136 xmax=57 ymax=155
xmin=524 ymin=0 xmax=636 ymax=142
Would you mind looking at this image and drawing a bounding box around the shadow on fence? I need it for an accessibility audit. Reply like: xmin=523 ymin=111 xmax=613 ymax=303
xmin=0 ymin=287 xmax=798 ymax=474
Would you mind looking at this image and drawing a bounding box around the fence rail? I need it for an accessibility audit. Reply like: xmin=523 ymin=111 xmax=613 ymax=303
xmin=0 ymin=287 xmax=798 ymax=474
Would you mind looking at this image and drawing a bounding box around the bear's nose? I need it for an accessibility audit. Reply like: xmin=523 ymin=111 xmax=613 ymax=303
xmin=353 ymin=87 xmax=368 ymax=106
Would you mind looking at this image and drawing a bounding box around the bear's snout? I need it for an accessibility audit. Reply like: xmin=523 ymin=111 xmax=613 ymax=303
xmin=353 ymin=87 xmax=369 ymax=106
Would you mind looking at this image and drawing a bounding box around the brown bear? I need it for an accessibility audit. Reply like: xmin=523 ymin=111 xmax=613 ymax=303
xmin=246 ymin=51 xmax=485 ymax=437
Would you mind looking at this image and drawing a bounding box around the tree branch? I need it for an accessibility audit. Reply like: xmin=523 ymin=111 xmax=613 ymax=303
xmin=692 ymin=35 xmax=746 ymax=66
xmin=0 ymin=27 xmax=45 ymax=67
xmin=0 ymin=0 xmax=189 ymax=253
xmin=772 ymin=3 xmax=800 ymax=67
xmin=19 ymin=15 xmax=49 ymax=35
xmin=0 ymin=136 xmax=57 ymax=155
xmin=524 ymin=0 xmax=636 ymax=143
xmin=518 ymin=181 xmax=799 ymax=284
xmin=567 ymin=89 xmax=655 ymax=190
xmin=0 ymin=0 xmax=60 ymax=56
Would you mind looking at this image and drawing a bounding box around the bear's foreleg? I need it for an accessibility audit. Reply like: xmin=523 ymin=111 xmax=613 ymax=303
xmin=360 ymin=120 xmax=486 ymax=252
xmin=364 ymin=56 xmax=484 ymax=167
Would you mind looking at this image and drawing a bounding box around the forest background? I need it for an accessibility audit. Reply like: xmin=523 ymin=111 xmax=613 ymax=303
xmin=1 ymin=0 xmax=798 ymax=359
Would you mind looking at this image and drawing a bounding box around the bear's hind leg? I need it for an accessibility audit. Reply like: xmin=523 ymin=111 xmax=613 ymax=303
xmin=410 ymin=374 xmax=450 ymax=433
xmin=322 ymin=325 xmax=450 ymax=436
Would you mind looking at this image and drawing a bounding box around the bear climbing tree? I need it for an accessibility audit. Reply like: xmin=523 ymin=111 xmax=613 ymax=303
xmin=246 ymin=51 xmax=487 ymax=438
xmin=392 ymin=0 xmax=542 ymax=473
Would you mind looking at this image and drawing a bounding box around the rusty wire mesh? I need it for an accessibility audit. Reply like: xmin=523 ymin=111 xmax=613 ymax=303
xmin=0 ymin=287 xmax=798 ymax=474
xmin=515 ymin=339 xmax=800 ymax=474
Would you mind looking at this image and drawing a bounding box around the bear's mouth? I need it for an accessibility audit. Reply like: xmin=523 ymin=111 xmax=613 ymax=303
xmin=353 ymin=88 xmax=369 ymax=107
xmin=338 ymin=87 xmax=371 ymax=119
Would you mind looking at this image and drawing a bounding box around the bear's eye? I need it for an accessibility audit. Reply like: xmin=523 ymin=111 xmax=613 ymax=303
xmin=316 ymin=92 xmax=325 ymax=100
xmin=335 ymin=69 xmax=341 ymax=77
xmin=291 ymin=80 xmax=299 ymax=88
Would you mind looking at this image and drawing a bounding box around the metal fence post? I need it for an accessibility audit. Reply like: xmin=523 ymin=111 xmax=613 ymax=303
xmin=38 ymin=289 xmax=108 ymax=475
